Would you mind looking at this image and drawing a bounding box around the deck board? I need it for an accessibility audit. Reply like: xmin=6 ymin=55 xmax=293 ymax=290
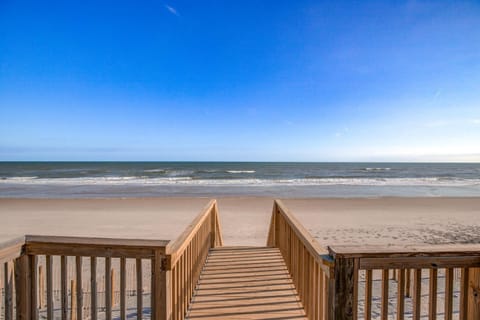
xmin=187 ymin=246 xmax=307 ymax=319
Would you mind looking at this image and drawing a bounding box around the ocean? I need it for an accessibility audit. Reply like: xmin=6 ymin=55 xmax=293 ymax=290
xmin=1 ymin=162 xmax=480 ymax=198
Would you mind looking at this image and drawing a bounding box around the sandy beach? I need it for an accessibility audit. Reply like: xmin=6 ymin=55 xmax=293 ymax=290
xmin=1 ymin=197 xmax=479 ymax=247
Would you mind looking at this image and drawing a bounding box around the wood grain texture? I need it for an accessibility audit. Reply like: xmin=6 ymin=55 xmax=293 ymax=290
xmin=187 ymin=247 xmax=307 ymax=320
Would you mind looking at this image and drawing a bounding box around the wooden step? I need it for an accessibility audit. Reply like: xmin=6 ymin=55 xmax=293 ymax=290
xmin=186 ymin=246 xmax=307 ymax=319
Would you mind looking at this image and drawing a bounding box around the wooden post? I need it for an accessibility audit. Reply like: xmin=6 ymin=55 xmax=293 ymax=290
xmin=468 ymin=268 xmax=480 ymax=320
xmin=332 ymin=257 xmax=356 ymax=320
xmin=30 ymin=255 xmax=38 ymax=320
xmin=71 ymin=280 xmax=77 ymax=320
xmin=15 ymin=255 xmax=31 ymax=320
xmin=153 ymin=251 xmax=172 ymax=320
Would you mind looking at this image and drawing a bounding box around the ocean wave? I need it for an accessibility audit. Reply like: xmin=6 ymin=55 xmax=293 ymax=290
xmin=2 ymin=176 xmax=480 ymax=187
xmin=143 ymin=169 xmax=166 ymax=173
xmin=226 ymin=170 xmax=256 ymax=174
xmin=364 ymin=168 xmax=391 ymax=171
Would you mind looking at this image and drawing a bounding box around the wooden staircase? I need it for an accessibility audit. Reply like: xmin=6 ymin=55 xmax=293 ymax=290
xmin=186 ymin=246 xmax=307 ymax=319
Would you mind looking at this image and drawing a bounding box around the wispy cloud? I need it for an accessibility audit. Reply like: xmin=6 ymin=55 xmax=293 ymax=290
xmin=165 ymin=4 xmax=179 ymax=16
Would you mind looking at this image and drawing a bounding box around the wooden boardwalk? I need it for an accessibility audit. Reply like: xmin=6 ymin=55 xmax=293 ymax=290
xmin=186 ymin=246 xmax=307 ymax=319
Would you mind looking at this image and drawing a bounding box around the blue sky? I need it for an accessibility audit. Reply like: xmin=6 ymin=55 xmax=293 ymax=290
xmin=1 ymin=0 xmax=479 ymax=161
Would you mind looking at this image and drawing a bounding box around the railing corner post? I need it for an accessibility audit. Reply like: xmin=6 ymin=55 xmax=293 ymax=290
xmin=332 ymin=257 xmax=357 ymax=320
xmin=154 ymin=252 xmax=172 ymax=320
xmin=14 ymin=254 xmax=32 ymax=320
xmin=468 ymin=267 xmax=480 ymax=320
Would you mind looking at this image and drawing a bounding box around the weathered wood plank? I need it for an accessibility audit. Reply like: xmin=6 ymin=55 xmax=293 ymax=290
xmin=105 ymin=257 xmax=112 ymax=320
xmin=397 ymin=268 xmax=405 ymax=320
xmin=120 ymin=257 xmax=126 ymax=320
xmin=429 ymin=268 xmax=437 ymax=320
xmin=15 ymin=255 xmax=31 ymax=320
xmin=459 ymin=268 xmax=469 ymax=320
xmin=136 ymin=258 xmax=143 ymax=320
xmin=468 ymin=268 xmax=480 ymax=320
xmin=365 ymin=269 xmax=372 ymax=320
xmin=333 ymin=257 xmax=355 ymax=320
xmin=61 ymin=256 xmax=67 ymax=320
xmin=445 ymin=268 xmax=454 ymax=320
xmin=46 ymin=255 xmax=53 ymax=320
xmin=91 ymin=257 xmax=97 ymax=320
xmin=412 ymin=269 xmax=422 ymax=320
xmin=381 ymin=269 xmax=389 ymax=320
xmin=76 ymin=256 xmax=83 ymax=320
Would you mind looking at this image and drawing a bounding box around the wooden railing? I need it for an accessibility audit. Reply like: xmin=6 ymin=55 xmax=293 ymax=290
xmin=0 ymin=199 xmax=222 ymax=320
xmin=329 ymin=244 xmax=480 ymax=320
xmin=164 ymin=199 xmax=222 ymax=320
xmin=267 ymin=200 xmax=480 ymax=320
xmin=1 ymin=236 xmax=25 ymax=320
xmin=267 ymin=200 xmax=334 ymax=320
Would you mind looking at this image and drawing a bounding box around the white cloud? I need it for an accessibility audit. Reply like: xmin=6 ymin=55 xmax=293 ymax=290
xmin=165 ymin=4 xmax=179 ymax=16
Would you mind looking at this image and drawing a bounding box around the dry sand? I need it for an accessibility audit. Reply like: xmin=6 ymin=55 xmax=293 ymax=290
xmin=1 ymin=197 xmax=479 ymax=247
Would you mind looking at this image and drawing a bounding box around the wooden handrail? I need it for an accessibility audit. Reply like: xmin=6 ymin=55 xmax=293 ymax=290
xmin=165 ymin=199 xmax=221 ymax=268
xmin=25 ymin=235 xmax=169 ymax=258
xmin=0 ymin=235 xmax=25 ymax=264
xmin=163 ymin=199 xmax=223 ymax=320
xmin=268 ymin=200 xmax=333 ymax=320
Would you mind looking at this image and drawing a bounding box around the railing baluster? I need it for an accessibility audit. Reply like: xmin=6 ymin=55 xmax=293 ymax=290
xmin=105 ymin=257 xmax=112 ymax=320
xmin=30 ymin=255 xmax=38 ymax=320
xmin=120 ymin=257 xmax=126 ymax=320
xmin=365 ymin=269 xmax=372 ymax=320
xmin=459 ymin=267 xmax=469 ymax=320
xmin=445 ymin=268 xmax=454 ymax=320
xmin=91 ymin=257 xmax=97 ymax=320
xmin=429 ymin=269 xmax=437 ymax=320
xmin=381 ymin=269 xmax=389 ymax=320
xmin=397 ymin=268 xmax=405 ymax=320
xmin=406 ymin=269 xmax=411 ymax=298
xmin=46 ymin=256 xmax=53 ymax=320
xmin=75 ymin=256 xmax=82 ymax=320
xmin=413 ymin=269 xmax=422 ymax=320
xmin=61 ymin=256 xmax=67 ymax=320
xmin=136 ymin=258 xmax=142 ymax=320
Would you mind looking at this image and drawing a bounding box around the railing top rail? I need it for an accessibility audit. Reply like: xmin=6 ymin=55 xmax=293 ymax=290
xmin=0 ymin=235 xmax=25 ymax=264
xmin=329 ymin=243 xmax=480 ymax=258
xmin=165 ymin=199 xmax=217 ymax=265
xmin=25 ymin=235 xmax=170 ymax=248
xmin=274 ymin=199 xmax=329 ymax=256
xmin=24 ymin=235 xmax=169 ymax=258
